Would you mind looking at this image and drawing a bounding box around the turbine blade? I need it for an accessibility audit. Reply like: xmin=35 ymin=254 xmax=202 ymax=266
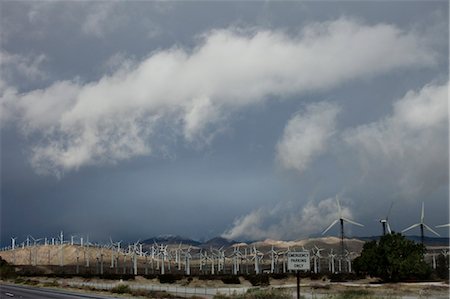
xmin=336 ymin=198 xmax=342 ymax=218
xmin=436 ymin=223 xmax=450 ymax=228
xmin=423 ymin=223 xmax=440 ymax=237
xmin=421 ymin=202 xmax=424 ymax=223
xmin=386 ymin=222 xmax=392 ymax=234
xmin=322 ymin=219 xmax=339 ymax=235
xmin=386 ymin=201 xmax=394 ymax=219
xmin=401 ymin=223 xmax=420 ymax=233
xmin=342 ymin=217 xmax=364 ymax=227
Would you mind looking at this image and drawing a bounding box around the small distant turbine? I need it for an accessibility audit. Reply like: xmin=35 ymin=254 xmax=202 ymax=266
xmin=11 ymin=237 xmax=17 ymax=250
xmin=322 ymin=198 xmax=364 ymax=255
xmin=401 ymin=202 xmax=440 ymax=244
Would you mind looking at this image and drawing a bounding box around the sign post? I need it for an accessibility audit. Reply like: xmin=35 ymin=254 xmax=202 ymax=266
xmin=288 ymin=251 xmax=310 ymax=299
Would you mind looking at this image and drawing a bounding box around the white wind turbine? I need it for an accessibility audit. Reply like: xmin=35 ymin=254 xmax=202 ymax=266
xmin=199 ymin=249 xmax=207 ymax=273
xmin=251 ymin=246 xmax=263 ymax=274
xmin=269 ymin=246 xmax=279 ymax=273
xmin=328 ymin=249 xmax=336 ymax=274
xmin=176 ymin=242 xmax=182 ymax=270
xmin=379 ymin=202 xmax=394 ymax=236
xmin=280 ymin=246 xmax=291 ymax=273
xmin=11 ymin=237 xmax=18 ymax=265
xmin=322 ymin=198 xmax=364 ymax=255
xmin=312 ymin=245 xmax=324 ymax=274
xmin=182 ymin=246 xmax=192 ymax=275
xmin=205 ymin=250 xmax=215 ymax=275
xmin=11 ymin=237 xmax=17 ymax=251
xmin=231 ymin=246 xmax=243 ymax=275
xmin=401 ymin=202 xmax=440 ymax=244
xmin=344 ymin=250 xmax=356 ymax=273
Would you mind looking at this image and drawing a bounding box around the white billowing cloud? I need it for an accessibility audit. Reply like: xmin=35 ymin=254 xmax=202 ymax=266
xmin=221 ymin=208 xmax=268 ymax=241
xmin=1 ymin=18 xmax=436 ymax=175
xmin=222 ymin=197 xmax=355 ymax=241
xmin=30 ymin=113 xmax=154 ymax=177
xmin=344 ymin=82 xmax=448 ymax=198
xmin=276 ymin=102 xmax=340 ymax=173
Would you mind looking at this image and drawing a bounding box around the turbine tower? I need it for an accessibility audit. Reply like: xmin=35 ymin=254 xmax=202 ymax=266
xmin=322 ymin=198 xmax=364 ymax=255
xmin=401 ymin=202 xmax=440 ymax=244
xmin=379 ymin=202 xmax=394 ymax=236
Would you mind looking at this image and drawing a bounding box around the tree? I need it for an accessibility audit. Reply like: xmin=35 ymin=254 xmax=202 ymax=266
xmin=0 ymin=256 xmax=16 ymax=279
xmin=353 ymin=233 xmax=431 ymax=282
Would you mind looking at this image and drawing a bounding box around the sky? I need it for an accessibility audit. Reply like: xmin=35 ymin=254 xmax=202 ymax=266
xmin=0 ymin=1 xmax=449 ymax=245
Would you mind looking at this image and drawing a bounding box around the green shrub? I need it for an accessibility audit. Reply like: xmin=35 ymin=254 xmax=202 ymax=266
xmin=0 ymin=257 xmax=17 ymax=280
xmin=42 ymin=280 xmax=59 ymax=287
xmin=244 ymin=274 xmax=270 ymax=286
xmin=214 ymin=288 xmax=291 ymax=299
xmin=221 ymin=275 xmax=240 ymax=284
xmin=159 ymin=274 xmax=183 ymax=284
xmin=111 ymin=284 xmax=131 ymax=294
xmin=14 ymin=277 xmax=26 ymax=284
xmin=270 ymin=273 xmax=288 ymax=280
xmin=353 ymin=233 xmax=431 ymax=282
xmin=337 ymin=289 xmax=371 ymax=298
xmin=24 ymin=279 xmax=39 ymax=286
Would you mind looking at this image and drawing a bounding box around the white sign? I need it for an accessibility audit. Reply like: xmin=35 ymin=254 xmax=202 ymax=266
xmin=287 ymin=251 xmax=310 ymax=271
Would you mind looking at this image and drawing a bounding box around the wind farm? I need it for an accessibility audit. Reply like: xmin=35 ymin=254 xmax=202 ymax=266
xmin=1 ymin=201 xmax=449 ymax=298
xmin=0 ymin=199 xmax=450 ymax=292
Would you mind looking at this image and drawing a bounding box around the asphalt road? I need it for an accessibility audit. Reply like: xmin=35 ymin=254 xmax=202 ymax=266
xmin=0 ymin=284 xmax=122 ymax=299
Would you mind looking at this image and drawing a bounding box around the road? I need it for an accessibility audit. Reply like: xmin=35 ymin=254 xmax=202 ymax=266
xmin=0 ymin=284 xmax=122 ymax=299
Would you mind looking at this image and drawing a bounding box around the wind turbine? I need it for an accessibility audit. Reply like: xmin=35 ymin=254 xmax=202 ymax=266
xmin=322 ymin=198 xmax=364 ymax=255
xmin=401 ymin=202 xmax=440 ymax=244
xmin=379 ymin=202 xmax=394 ymax=236
xmin=328 ymin=249 xmax=336 ymax=273
xmin=312 ymin=245 xmax=324 ymax=274
xmin=11 ymin=237 xmax=17 ymax=250
xmin=251 ymin=246 xmax=263 ymax=274
xmin=231 ymin=245 xmax=243 ymax=275
xmin=11 ymin=237 xmax=17 ymax=265
xmin=269 ymin=246 xmax=279 ymax=274
xmin=182 ymin=246 xmax=192 ymax=275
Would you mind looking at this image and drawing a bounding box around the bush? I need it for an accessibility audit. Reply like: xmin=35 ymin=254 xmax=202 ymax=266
xmin=111 ymin=284 xmax=131 ymax=294
xmin=436 ymin=254 xmax=449 ymax=280
xmin=199 ymin=274 xmax=222 ymax=280
xmin=309 ymin=273 xmax=323 ymax=280
xmin=14 ymin=277 xmax=26 ymax=284
xmin=244 ymin=274 xmax=270 ymax=286
xmin=0 ymin=257 xmax=16 ymax=279
xmin=270 ymin=273 xmax=288 ymax=280
xmin=24 ymin=279 xmax=39 ymax=286
xmin=42 ymin=280 xmax=59 ymax=287
xmin=334 ymin=289 xmax=372 ymax=298
xmin=159 ymin=274 xmax=183 ymax=284
xmin=328 ymin=273 xmax=362 ymax=282
xmin=214 ymin=288 xmax=291 ymax=299
xmin=221 ymin=275 xmax=240 ymax=284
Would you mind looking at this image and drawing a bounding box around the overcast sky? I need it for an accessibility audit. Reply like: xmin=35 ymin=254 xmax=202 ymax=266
xmin=1 ymin=1 xmax=448 ymax=245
